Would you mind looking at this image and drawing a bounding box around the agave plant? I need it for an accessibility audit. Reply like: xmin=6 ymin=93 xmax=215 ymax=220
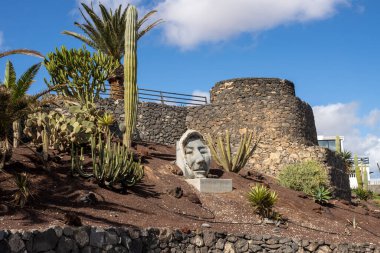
xmin=205 ymin=130 xmax=259 ymax=173
xmin=248 ymin=184 xmax=278 ymax=218
xmin=12 ymin=172 xmax=32 ymax=208
xmin=312 ymin=186 xmax=332 ymax=205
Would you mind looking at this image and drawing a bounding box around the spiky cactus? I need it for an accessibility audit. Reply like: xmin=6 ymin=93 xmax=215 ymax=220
xmin=354 ymin=154 xmax=363 ymax=189
xmin=123 ymin=5 xmax=138 ymax=148
xmin=363 ymin=166 xmax=369 ymax=191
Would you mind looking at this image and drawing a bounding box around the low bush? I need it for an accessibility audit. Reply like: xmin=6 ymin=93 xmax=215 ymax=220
xmin=278 ymin=160 xmax=328 ymax=195
xmin=353 ymin=188 xmax=373 ymax=201
xmin=247 ymin=184 xmax=278 ymax=218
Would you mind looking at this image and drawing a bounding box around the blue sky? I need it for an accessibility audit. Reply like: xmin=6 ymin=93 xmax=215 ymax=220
xmin=1 ymin=0 xmax=380 ymax=177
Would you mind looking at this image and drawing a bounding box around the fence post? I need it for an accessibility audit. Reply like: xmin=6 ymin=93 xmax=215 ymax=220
xmin=160 ymin=91 xmax=164 ymax=104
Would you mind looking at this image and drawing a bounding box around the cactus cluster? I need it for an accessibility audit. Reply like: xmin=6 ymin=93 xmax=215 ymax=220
xmin=23 ymin=111 xmax=55 ymax=160
xmin=24 ymin=103 xmax=112 ymax=152
xmin=205 ymin=129 xmax=260 ymax=173
xmin=91 ymin=134 xmax=144 ymax=189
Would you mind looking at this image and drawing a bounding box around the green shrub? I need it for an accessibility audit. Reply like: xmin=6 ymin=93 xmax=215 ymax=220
xmin=312 ymin=186 xmax=332 ymax=205
xmin=247 ymin=184 xmax=278 ymax=218
xmin=278 ymin=160 xmax=328 ymax=195
xmin=353 ymin=188 xmax=373 ymax=201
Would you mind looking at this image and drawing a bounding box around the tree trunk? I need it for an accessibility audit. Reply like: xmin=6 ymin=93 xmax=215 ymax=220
xmin=108 ymin=65 xmax=124 ymax=100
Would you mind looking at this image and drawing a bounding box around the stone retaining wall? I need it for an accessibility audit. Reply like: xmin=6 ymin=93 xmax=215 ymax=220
xmin=97 ymin=99 xmax=187 ymax=145
xmin=0 ymin=226 xmax=378 ymax=253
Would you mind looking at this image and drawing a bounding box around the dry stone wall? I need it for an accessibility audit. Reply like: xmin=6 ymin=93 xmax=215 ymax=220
xmin=186 ymin=78 xmax=350 ymax=199
xmin=98 ymin=99 xmax=187 ymax=145
xmin=94 ymin=78 xmax=350 ymax=199
xmin=0 ymin=226 xmax=378 ymax=253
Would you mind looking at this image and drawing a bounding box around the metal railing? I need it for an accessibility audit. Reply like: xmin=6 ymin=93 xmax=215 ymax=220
xmin=102 ymin=84 xmax=208 ymax=106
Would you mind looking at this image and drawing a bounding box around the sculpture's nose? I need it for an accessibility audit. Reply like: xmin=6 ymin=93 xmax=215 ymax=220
xmin=194 ymin=149 xmax=205 ymax=164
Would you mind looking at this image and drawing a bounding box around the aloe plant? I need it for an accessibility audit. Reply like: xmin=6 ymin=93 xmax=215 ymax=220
xmin=205 ymin=130 xmax=259 ymax=173
xmin=123 ymin=5 xmax=138 ymax=148
xmin=248 ymin=184 xmax=278 ymax=218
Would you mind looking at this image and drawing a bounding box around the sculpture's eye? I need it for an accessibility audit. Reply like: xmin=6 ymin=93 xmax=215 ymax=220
xmin=198 ymin=147 xmax=208 ymax=154
xmin=185 ymin=148 xmax=193 ymax=155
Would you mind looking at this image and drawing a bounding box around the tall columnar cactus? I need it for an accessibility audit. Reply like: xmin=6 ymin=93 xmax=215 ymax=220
xmin=335 ymin=136 xmax=341 ymax=153
xmin=354 ymin=154 xmax=363 ymax=189
xmin=363 ymin=166 xmax=369 ymax=191
xmin=123 ymin=6 xmax=138 ymax=148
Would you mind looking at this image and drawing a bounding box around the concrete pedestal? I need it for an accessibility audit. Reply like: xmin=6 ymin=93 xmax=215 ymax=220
xmin=186 ymin=178 xmax=232 ymax=193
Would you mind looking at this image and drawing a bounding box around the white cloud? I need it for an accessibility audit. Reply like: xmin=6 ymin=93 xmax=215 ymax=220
xmin=156 ymin=0 xmax=350 ymax=49
xmin=0 ymin=31 xmax=4 ymax=49
xmin=192 ymin=90 xmax=210 ymax=104
xmin=313 ymin=103 xmax=380 ymax=177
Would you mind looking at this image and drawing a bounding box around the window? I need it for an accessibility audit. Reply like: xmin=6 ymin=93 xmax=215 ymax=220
xmin=318 ymin=140 xmax=336 ymax=151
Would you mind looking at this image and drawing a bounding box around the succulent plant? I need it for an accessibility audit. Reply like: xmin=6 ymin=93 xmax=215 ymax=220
xmin=205 ymin=129 xmax=259 ymax=173
xmin=91 ymin=134 xmax=144 ymax=189
xmin=123 ymin=5 xmax=138 ymax=148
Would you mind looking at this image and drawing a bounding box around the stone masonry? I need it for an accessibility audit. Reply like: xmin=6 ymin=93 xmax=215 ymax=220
xmin=187 ymin=78 xmax=350 ymax=200
xmin=54 ymin=78 xmax=350 ymax=199
xmin=0 ymin=226 xmax=378 ymax=253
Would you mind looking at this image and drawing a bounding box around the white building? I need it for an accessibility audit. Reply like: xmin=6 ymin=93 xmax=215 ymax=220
xmin=317 ymin=135 xmax=372 ymax=189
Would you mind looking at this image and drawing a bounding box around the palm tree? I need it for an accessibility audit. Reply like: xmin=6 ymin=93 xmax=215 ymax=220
xmin=1 ymin=60 xmax=41 ymax=148
xmin=0 ymin=49 xmax=44 ymax=59
xmin=62 ymin=3 xmax=162 ymax=99
xmin=0 ymin=83 xmax=58 ymax=170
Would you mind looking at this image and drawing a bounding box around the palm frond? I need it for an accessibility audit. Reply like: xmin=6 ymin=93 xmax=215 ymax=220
xmin=4 ymin=61 xmax=16 ymax=89
xmin=0 ymin=49 xmax=44 ymax=59
xmin=61 ymin=31 xmax=98 ymax=49
xmin=138 ymin=19 xmax=163 ymax=40
xmin=14 ymin=63 xmax=41 ymax=99
xmin=137 ymin=10 xmax=158 ymax=29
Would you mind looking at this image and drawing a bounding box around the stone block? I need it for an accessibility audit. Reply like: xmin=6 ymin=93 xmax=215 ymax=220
xmin=185 ymin=179 xmax=232 ymax=193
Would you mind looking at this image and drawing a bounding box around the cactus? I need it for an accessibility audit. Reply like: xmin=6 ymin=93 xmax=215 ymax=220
xmin=12 ymin=120 xmax=21 ymax=148
xmin=335 ymin=136 xmax=341 ymax=153
xmin=123 ymin=5 xmax=138 ymax=148
xmin=354 ymin=154 xmax=363 ymax=189
xmin=363 ymin=166 xmax=369 ymax=191
xmin=44 ymin=46 xmax=119 ymax=106
xmin=42 ymin=129 xmax=49 ymax=161
xmin=205 ymin=130 xmax=260 ymax=173
xmin=70 ymin=143 xmax=92 ymax=178
xmin=91 ymin=134 xmax=144 ymax=189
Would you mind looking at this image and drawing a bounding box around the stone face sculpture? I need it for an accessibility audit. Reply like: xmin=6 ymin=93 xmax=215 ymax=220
xmin=176 ymin=129 xmax=211 ymax=179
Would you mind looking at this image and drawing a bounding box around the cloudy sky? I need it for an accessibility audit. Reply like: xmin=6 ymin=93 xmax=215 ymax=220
xmin=1 ymin=0 xmax=380 ymax=177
